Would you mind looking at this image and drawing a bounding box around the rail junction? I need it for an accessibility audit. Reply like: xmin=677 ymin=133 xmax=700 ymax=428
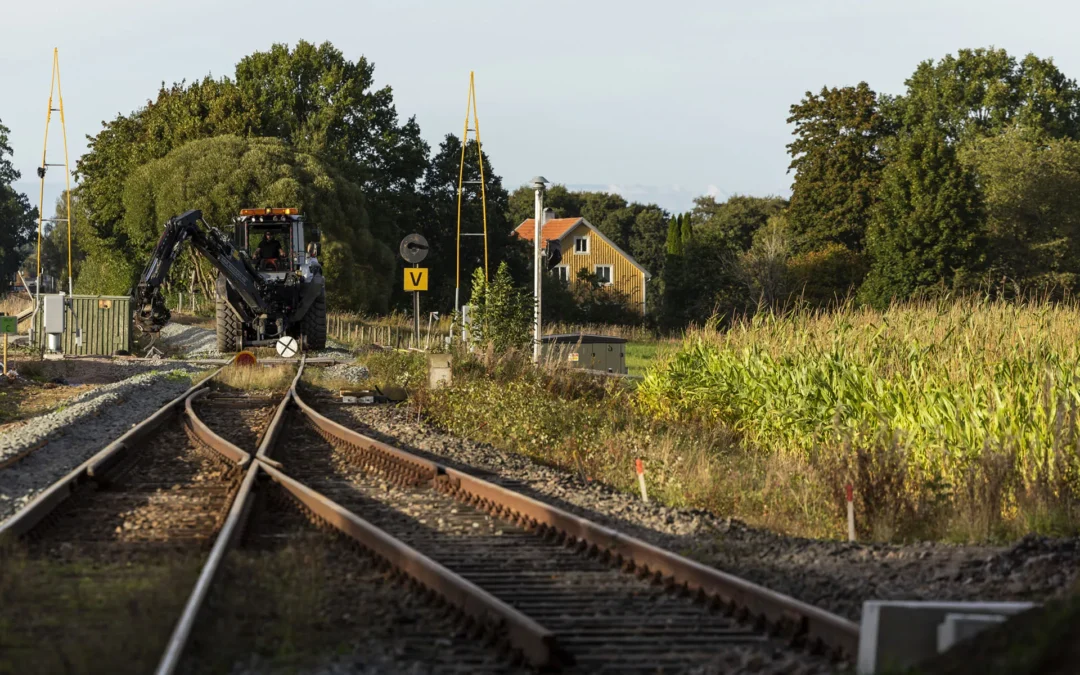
xmin=0 ymin=359 xmax=859 ymax=674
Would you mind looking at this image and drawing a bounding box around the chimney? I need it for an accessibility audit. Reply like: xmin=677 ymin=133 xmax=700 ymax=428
xmin=542 ymin=207 xmax=555 ymax=224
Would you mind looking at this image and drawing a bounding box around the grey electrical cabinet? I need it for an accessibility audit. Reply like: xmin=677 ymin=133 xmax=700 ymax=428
xmin=541 ymin=334 xmax=627 ymax=374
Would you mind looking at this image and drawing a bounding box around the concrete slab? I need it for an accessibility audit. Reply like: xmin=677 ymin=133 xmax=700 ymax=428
xmin=937 ymin=612 xmax=1007 ymax=652
xmin=857 ymin=600 xmax=1037 ymax=674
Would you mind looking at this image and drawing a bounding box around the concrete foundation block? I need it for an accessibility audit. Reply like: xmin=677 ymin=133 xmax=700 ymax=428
xmin=857 ymin=600 xmax=1037 ymax=674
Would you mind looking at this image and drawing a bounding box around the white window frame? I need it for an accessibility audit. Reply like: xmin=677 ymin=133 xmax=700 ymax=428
xmin=574 ymin=236 xmax=590 ymax=254
xmin=553 ymin=265 xmax=569 ymax=282
xmin=594 ymin=264 xmax=613 ymax=285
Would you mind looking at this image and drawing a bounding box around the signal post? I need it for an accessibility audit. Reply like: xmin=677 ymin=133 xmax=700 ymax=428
xmin=400 ymin=234 xmax=430 ymax=345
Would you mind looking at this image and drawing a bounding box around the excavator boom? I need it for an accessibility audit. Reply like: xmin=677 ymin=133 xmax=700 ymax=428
xmin=134 ymin=210 xmax=267 ymax=334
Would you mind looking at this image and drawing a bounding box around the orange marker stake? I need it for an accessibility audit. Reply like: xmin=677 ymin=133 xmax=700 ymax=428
xmin=636 ymin=459 xmax=649 ymax=503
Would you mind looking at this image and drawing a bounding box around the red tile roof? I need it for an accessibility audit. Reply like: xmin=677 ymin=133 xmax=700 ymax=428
xmin=513 ymin=218 xmax=581 ymax=242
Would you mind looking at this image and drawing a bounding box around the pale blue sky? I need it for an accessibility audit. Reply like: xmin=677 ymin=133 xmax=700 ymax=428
xmin=3 ymin=0 xmax=1077 ymax=215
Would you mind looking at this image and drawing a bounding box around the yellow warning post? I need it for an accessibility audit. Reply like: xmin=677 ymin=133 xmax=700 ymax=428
xmin=0 ymin=315 xmax=16 ymax=375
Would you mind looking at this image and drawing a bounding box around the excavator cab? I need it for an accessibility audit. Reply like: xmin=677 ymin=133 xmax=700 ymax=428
xmin=248 ymin=225 xmax=293 ymax=272
xmin=234 ymin=208 xmax=305 ymax=277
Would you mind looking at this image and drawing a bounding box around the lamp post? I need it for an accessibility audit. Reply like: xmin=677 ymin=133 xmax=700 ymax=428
xmin=530 ymin=176 xmax=548 ymax=363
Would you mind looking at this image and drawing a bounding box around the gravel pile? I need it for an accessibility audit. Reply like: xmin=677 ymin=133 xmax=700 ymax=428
xmin=0 ymin=366 xmax=207 ymax=525
xmin=158 ymin=323 xmax=352 ymax=361
xmin=322 ymin=403 xmax=1080 ymax=623
xmin=158 ymin=322 xmax=221 ymax=357
xmin=320 ymin=363 xmax=370 ymax=384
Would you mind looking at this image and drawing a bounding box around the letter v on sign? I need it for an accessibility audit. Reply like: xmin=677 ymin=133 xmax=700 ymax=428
xmin=404 ymin=267 xmax=429 ymax=292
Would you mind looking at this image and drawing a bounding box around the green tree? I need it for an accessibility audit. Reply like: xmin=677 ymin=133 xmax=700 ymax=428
xmin=628 ymin=204 xmax=669 ymax=276
xmin=233 ymin=41 xmax=428 ymax=239
xmin=680 ymin=212 xmax=693 ymax=245
xmin=80 ymin=135 xmax=394 ymax=311
xmin=506 ymin=184 xmax=584 ymax=226
xmin=74 ymin=40 xmax=426 ymax=292
xmin=659 ymin=225 xmax=745 ymax=329
xmin=467 ymin=261 xmax=532 ymax=352
xmin=787 ymin=243 xmax=868 ymax=307
xmin=860 ymin=126 xmax=983 ymax=306
xmin=786 ymin=83 xmax=890 ymax=252
xmin=961 ymin=129 xmax=1080 ymax=290
xmin=691 ymin=195 xmax=787 ymax=251
xmin=736 ymin=212 xmax=791 ymax=307
xmin=899 ymin=48 xmax=1080 ymax=144
xmin=665 ymin=216 xmax=682 ymax=255
xmin=0 ymin=119 xmax=37 ymax=293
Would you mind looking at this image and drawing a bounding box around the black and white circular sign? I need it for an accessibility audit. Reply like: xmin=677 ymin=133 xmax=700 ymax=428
xmin=399 ymin=233 xmax=429 ymax=263
xmin=276 ymin=336 xmax=299 ymax=358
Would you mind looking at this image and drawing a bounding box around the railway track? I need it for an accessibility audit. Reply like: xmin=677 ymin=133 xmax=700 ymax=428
xmin=0 ymin=369 xmax=245 ymax=674
xmin=0 ymin=358 xmax=860 ymax=674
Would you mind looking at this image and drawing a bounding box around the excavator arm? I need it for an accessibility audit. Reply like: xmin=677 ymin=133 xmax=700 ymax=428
xmin=134 ymin=210 xmax=268 ymax=334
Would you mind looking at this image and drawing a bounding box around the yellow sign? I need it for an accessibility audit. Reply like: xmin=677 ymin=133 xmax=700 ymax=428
xmin=404 ymin=267 xmax=429 ymax=292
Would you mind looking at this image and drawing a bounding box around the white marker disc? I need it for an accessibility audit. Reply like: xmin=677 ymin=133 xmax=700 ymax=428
xmin=276 ymin=336 xmax=299 ymax=358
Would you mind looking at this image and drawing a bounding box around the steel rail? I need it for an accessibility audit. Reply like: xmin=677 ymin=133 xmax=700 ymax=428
xmin=288 ymin=362 xmax=441 ymax=480
xmin=185 ymin=388 xmax=252 ymax=467
xmin=0 ymin=366 xmax=224 ymax=538
xmin=441 ymin=464 xmax=860 ymax=656
xmin=155 ymin=461 xmax=260 ymax=675
xmin=289 ymin=362 xmax=861 ymax=660
xmin=259 ymin=461 xmax=565 ymax=668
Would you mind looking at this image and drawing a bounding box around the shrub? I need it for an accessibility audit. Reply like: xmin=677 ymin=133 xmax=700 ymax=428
xmin=465 ymin=261 xmax=532 ymax=352
xmin=786 ymin=243 xmax=867 ymax=307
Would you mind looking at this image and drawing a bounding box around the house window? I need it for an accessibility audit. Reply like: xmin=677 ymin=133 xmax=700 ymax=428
xmin=574 ymin=236 xmax=589 ymax=254
xmin=594 ymin=265 xmax=612 ymax=285
xmin=553 ymin=265 xmax=569 ymax=282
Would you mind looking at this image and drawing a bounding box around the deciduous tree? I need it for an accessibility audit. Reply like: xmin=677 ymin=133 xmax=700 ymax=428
xmin=786 ymin=83 xmax=889 ymax=252
xmin=860 ymin=126 xmax=983 ymax=306
xmin=0 ymin=119 xmax=37 ymax=293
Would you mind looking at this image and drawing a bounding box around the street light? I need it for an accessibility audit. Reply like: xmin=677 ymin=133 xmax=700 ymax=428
xmin=530 ymin=176 xmax=548 ymax=363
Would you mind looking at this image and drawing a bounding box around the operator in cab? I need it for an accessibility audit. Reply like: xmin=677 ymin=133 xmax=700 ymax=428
xmin=255 ymin=231 xmax=285 ymax=268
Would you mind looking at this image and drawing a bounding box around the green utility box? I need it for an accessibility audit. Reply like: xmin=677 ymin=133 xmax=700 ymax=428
xmin=32 ymin=295 xmax=132 ymax=356
xmin=541 ymin=334 xmax=627 ymax=374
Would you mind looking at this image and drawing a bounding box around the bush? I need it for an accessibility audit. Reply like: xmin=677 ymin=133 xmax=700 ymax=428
xmin=786 ymin=243 xmax=868 ymax=307
xmin=465 ymin=261 xmax=532 ymax=352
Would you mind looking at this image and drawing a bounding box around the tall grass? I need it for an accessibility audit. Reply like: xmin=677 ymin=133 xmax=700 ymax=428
xmin=0 ymin=292 xmax=32 ymax=317
xmin=637 ymin=298 xmax=1080 ymax=540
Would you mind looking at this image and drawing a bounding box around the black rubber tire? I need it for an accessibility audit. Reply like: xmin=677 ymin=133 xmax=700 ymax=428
xmin=303 ymin=289 xmax=327 ymax=350
xmin=216 ymin=292 xmax=243 ymax=353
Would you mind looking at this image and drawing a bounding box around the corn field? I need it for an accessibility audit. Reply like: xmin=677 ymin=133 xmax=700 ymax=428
xmin=636 ymin=298 xmax=1080 ymax=536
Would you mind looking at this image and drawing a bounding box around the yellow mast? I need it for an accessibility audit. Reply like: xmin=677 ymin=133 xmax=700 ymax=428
xmin=35 ymin=48 xmax=74 ymax=298
xmin=454 ymin=71 xmax=489 ymax=314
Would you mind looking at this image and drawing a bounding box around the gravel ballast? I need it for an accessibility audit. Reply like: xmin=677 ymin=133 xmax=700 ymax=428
xmin=0 ymin=366 xmax=207 ymax=525
xmin=158 ymin=322 xmax=352 ymax=361
xmin=319 ymin=401 xmax=1080 ymax=623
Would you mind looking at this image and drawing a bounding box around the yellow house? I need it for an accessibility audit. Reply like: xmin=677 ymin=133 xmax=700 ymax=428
xmin=515 ymin=212 xmax=652 ymax=314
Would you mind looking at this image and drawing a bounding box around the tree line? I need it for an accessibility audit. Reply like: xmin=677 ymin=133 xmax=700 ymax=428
xmin=3 ymin=43 xmax=1078 ymax=329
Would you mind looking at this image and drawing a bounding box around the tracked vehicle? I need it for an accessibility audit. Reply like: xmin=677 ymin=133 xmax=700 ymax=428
xmin=134 ymin=208 xmax=327 ymax=351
